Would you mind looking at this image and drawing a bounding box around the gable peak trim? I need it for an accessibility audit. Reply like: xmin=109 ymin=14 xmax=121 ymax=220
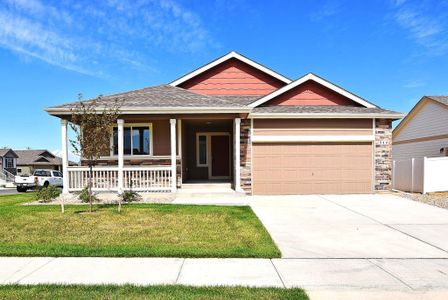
xmin=169 ymin=51 xmax=292 ymax=87
xmin=248 ymin=73 xmax=377 ymax=108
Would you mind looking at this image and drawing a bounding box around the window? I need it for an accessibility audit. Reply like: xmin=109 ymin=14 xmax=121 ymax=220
xmin=196 ymin=134 xmax=208 ymax=166
xmin=5 ymin=158 xmax=14 ymax=168
xmin=52 ymin=171 xmax=63 ymax=177
xmin=112 ymin=124 xmax=152 ymax=156
xmin=34 ymin=170 xmax=51 ymax=177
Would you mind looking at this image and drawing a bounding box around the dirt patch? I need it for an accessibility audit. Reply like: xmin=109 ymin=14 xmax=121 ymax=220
xmin=396 ymin=191 xmax=448 ymax=209
xmin=25 ymin=192 xmax=175 ymax=205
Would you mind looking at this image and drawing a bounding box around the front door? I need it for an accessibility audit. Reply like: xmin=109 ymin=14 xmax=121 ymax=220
xmin=211 ymin=135 xmax=230 ymax=178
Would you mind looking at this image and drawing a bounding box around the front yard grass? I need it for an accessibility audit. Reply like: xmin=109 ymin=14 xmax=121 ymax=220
xmin=0 ymin=194 xmax=280 ymax=258
xmin=0 ymin=285 xmax=308 ymax=300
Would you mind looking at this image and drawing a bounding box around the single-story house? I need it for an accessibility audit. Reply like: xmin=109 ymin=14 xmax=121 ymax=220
xmin=46 ymin=51 xmax=403 ymax=195
xmin=14 ymin=149 xmax=66 ymax=176
xmin=393 ymin=96 xmax=448 ymax=161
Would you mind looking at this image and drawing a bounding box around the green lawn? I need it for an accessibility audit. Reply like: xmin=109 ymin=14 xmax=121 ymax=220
xmin=0 ymin=285 xmax=308 ymax=300
xmin=0 ymin=194 xmax=280 ymax=258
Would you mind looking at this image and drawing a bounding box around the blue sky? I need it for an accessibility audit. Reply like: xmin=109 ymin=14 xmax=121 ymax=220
xmin=1 ymin=0 xmax=448 ymax=155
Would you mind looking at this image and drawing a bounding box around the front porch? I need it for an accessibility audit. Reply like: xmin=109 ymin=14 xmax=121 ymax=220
xmin=60 ymin=115 xmax=244 ymax=194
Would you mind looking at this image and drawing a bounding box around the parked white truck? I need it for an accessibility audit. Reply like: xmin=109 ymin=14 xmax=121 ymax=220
xmin=15 ymin=170 xmax=63 ymax=192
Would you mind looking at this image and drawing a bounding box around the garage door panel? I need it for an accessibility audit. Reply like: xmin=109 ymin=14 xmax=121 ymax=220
xmin=253 ymin=142 xmax=373 ymax=195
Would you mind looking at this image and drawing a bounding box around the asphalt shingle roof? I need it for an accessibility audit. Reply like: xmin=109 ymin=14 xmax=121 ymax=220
xmin=14 ymin=150 xmax=62 ymax=166
xmin=252 ymin=105 xmax=402 ymax=115
xmin=46 ymin=84 xmax=403 ymax=118
xmin=0 ymin=148 xmax=17 ymax=157
xmin=427 ymin=96 xmax=448 ymax=106
xmin=50 ymin=85 xmax=244 ymax=109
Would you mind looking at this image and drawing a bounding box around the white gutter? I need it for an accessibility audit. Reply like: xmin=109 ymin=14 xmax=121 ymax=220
xmin=45 ymin=106 xmax=252 ymax=115
xmin=248 ymin=112 xmax=405 ymax=119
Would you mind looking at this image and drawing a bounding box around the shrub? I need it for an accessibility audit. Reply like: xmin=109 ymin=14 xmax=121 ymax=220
xmin=34 ymin=185 xmax=62 ymax=203
xmin=77 ymin=187 xmax=99 ymax=203
xmin=118 ymin=190 xmax=142 ymax=203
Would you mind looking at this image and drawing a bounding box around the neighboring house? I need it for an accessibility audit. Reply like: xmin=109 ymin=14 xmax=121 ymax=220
xmin=46 ymin=51 xmax=403 ymax=195
xmin=393 ymin=96 xmax=448 ymax=161
xmin=0 ymin=148 xmax=18 ymax=175
xmin=14 ymin=149 xmax=65 ymax=176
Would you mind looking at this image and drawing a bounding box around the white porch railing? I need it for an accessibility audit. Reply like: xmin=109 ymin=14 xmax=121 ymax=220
xmin=1 ymin=169 xmax=16 ymax=183
xmin=67 ymin=166 xmax=172 ymax=192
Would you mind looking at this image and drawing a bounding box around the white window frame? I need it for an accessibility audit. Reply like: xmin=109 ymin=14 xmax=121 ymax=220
xmin=196 ymin=133 xmax=209 ymax=167
xmin=110 ymin=123 xmax=153 ymax=157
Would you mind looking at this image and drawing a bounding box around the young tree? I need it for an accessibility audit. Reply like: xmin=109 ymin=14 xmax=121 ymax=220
xmin=70 ymin=95 xmax=121 ymax=212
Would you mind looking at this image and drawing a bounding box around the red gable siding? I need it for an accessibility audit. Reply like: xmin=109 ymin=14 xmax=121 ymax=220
xmin=266 ymin=80 xmax=361 ymax=106
xmin=179 ymin=58 xmax=286 ymax=96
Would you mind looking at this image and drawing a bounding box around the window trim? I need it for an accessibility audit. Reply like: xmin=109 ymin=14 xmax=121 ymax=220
xmin=196 ymin=133 xmax=209 ymax=167
xmin=5 ymin=157 xmax=14 ymax=168
xmin=110 ymin=123 xmax=153 ymax=157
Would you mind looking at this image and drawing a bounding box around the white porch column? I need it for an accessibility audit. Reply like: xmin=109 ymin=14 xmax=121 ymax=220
xmin=234 ymin=118 xmax=243 ymax=192
xmin=117 ymin=119 xmax=124 ymax=193
xmin=61 ymin=119 xmax=69 ymax=194
xmin=170 ymin=119 xmax=177 ymax=192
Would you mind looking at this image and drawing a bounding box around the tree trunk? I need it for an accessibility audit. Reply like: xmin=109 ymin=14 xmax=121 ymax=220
xmin=89 ymin=164 xmax=93 ymax=213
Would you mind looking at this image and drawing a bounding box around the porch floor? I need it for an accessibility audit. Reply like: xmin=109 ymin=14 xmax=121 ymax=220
xmin=174 ymin=182 xmax=247 ymax=206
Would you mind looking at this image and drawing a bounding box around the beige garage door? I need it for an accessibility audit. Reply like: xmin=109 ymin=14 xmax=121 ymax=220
xmin=252 ymin=143 xmax=373 ymax=195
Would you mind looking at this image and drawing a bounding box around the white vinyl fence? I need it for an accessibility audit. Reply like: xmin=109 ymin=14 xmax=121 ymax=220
xmin=393 ymin=157 xmax=448 ymax=194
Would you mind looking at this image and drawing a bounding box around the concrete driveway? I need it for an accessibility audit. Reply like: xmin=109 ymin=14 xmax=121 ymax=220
xmin=250 ymin=194 xmax=448 ymax=298
xmin=250 ymin=193 xmax=448 ymax=259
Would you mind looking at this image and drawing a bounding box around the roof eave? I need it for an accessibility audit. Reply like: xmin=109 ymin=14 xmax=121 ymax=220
xmin=248 ymin=112 xmax=405 ymax=119
xmin=45 ymin=106 xmax=252 ymax=116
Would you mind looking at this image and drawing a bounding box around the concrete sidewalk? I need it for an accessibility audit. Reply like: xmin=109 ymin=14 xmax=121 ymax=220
xmin=1 ymin=257 xmax=448 ymax=299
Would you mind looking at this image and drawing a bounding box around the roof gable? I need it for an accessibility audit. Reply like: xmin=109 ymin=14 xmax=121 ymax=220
xmin=34 ymin=157 xmax=50 ymax=163
xmin=38 ymin=150 xmax=55 ymax=158
xmin=262 ymin=80 xmax=363 ymax=106
xmin=249 ymin=73 xmax=377 ymax=108
xmin=0 ymin=148 xmax=18 ymax=158
xmin=393 ymin=96 xmax=448 ymax=139
xmin=170 ymin=51 xmax=291 ymax=95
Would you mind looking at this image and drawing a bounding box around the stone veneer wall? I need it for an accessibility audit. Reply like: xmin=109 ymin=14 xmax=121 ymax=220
xmin=240 ymin=119 xmax=252 ymax=194
xmin=375 ymin=119 xmax=393 ymax=191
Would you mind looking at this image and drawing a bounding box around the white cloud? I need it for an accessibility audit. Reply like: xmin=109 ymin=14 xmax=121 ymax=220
xmin=310 ymin=1 xmax=342 ymax=22
xmin=403 ymin=79 xmax=425 ymax=88
xmin=393 ymin=1 xmax=448 ymax=55
xmin=0 ymin=0 xmax=214 ymax=77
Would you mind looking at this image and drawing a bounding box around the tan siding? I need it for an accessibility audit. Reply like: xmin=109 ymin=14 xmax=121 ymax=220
xmin=253 ymin=119 xmax=372 ymax=136
xmin=394 ymin=101 xmax=448 ymax=142
xmin=152 ymin=119 xmax=170 ymax=155
xmin=253 ymin=143 xmax=372 ymax=195
xmin=393 ymin=138 xmax=448 ymax=161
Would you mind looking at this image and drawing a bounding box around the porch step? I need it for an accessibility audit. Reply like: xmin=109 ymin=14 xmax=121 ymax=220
xmin=177 ymin=183 xmax=245 ymax=198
